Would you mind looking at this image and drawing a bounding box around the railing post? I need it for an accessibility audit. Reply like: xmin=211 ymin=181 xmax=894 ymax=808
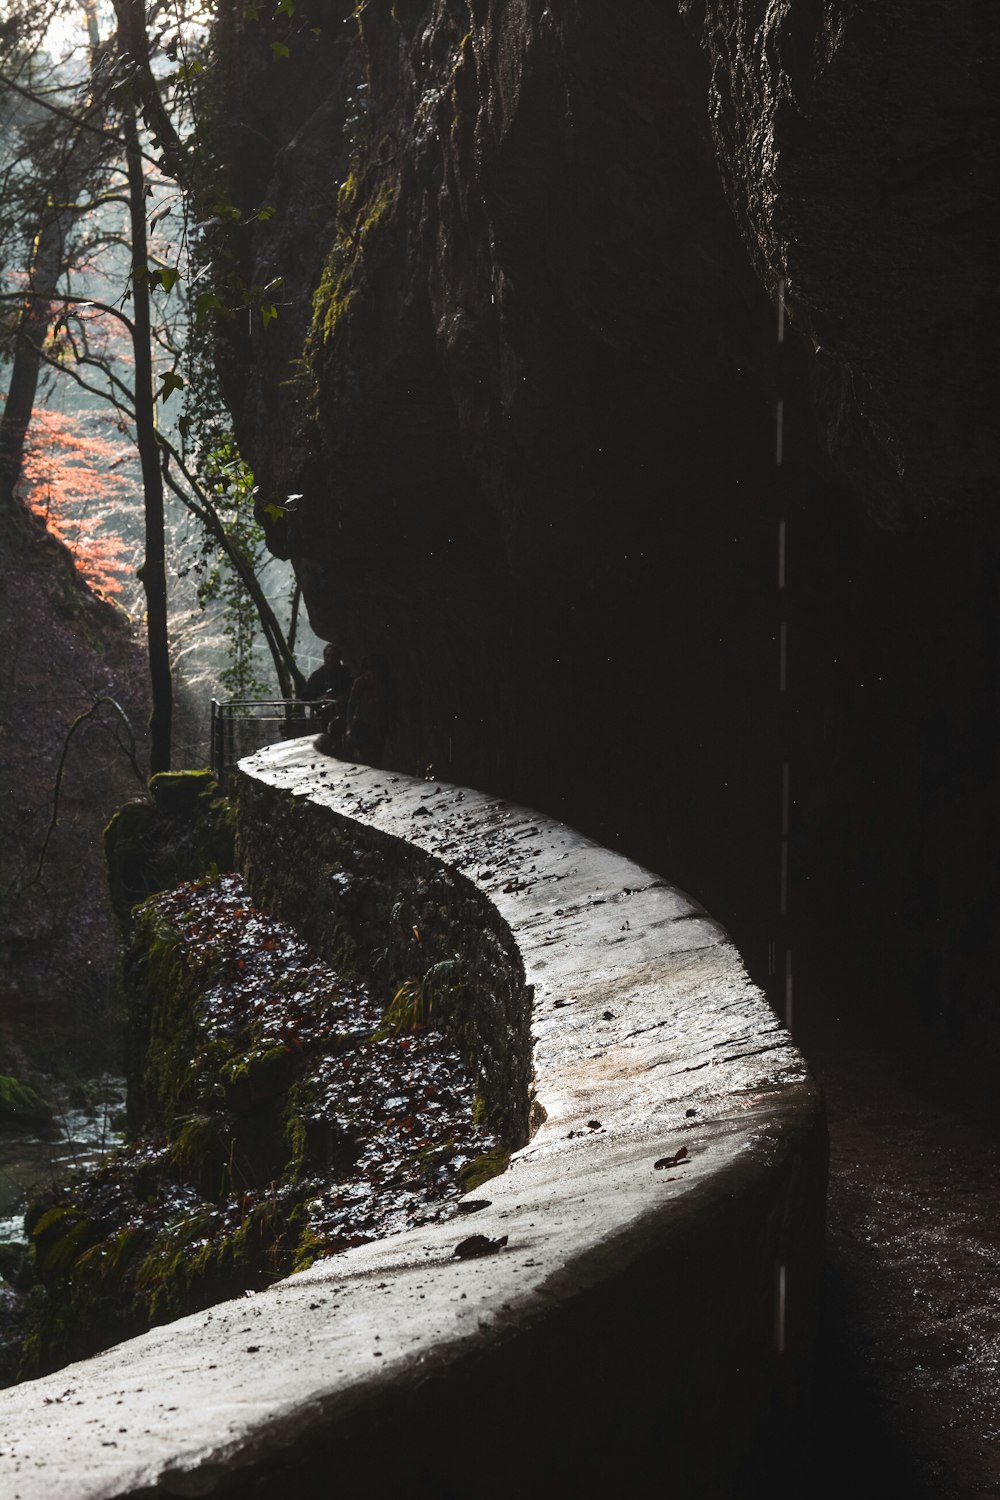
xmin=210 ymin=699 xmax=221 ymax=783
xmin=210 ymin=700 xmax=315 ymax=795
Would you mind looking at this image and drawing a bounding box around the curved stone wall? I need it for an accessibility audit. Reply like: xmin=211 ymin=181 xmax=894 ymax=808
xmin=0 ymin=743 xmax=825 ymax=1497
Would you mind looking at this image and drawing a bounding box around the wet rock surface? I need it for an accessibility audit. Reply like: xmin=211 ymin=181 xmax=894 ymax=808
xmin=208 ymin=2 xmax=1000 ymax=1091
xmin=0 ymin=749 xmax=823 ymax=1499
xmin=210 ymin=0 xmax=791 ymax=969
xmin=680 ymin=0 xmax=1000 ymax=524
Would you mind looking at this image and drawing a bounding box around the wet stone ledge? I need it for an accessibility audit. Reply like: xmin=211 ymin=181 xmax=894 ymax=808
xmin=236 ymin=763 xmax=534 ymax=1150
xmin=0 ymin=742 xmax=826 ymax=1498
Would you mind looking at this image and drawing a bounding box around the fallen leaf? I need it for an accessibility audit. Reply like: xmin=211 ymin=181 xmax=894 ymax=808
xmin=654 ymin=1146 xmax=689 ymax=1171
xmin=454 ymin=1234 xmax=509 ymax=1259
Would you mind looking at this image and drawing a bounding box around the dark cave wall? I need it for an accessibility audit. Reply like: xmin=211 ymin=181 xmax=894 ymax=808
xmin=212 ymin=1 xmax=1000 ymax=1025
xmin=214 ymin=0 xmax=786 ymax=946
xmin=679 ymin=0 xmax=1000 ymax=526
xmin=676 ymin=0 xmax=1000 ymax=1014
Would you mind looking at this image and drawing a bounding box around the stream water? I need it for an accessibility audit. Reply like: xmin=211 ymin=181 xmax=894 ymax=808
xmin=0 ymin=1076 xmax=127 ymax=1245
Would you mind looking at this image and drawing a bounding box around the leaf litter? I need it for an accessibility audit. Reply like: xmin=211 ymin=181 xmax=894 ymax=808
xmin=21 ymin=874 xmax=503 ymax=1373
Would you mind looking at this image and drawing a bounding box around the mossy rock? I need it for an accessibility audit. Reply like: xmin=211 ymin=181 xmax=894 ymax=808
xmin=0 ymin=1074 xmax=53 ymax=1127
xmin=127 ymin=907 xmax=205 ymax=1135
xmin=105 ymin=770 xmax=236 ymax=936
xmin=457 ymin=1144 xmax=511 ymax=1194
xmin=307 ymin=156 xmax=397 ymax=353
xmin=149 ymin=769 xmax=223 ymax=821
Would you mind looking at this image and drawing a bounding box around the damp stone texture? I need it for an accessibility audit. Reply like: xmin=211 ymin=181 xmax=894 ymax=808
xmin=0 ymin=741 xmax=826 ymax=1498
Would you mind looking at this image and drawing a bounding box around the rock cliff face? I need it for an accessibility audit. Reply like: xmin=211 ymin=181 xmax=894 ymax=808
xmin=214 ymin=0 xmax=787 ymax=949
xmin=213 ymin=1 xmax=1000 ymax=1021
xmin=680 ymin=0 xmax=1000 ymax=525
xmin=0 ymin=504 xmax=149 ymax=1070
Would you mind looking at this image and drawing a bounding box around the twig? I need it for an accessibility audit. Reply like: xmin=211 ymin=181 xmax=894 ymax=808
xmin=14 ymin=695 xmax=144 ymax=897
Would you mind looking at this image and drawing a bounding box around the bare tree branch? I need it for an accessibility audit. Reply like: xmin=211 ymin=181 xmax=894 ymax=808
xmin=12 ymin=696 xmax=144 ymax=897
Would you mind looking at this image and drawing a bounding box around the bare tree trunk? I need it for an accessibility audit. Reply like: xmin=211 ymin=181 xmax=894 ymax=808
xmin=160 ymin=451 xmax=305 ymax=699
xmin=124 ymin=106 xmax=173 ymax=773
xmin=0 ymin=5 xmax=105 ymax=513
xmin=0 ymin=230 xmax=62 ymax=511
xmin=0 ymin=183 xmax=87 ymax=514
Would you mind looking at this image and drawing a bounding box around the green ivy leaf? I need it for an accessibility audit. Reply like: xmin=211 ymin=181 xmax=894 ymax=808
xmin=194 ymin=291 xmax=224 ymax=326
xmin=276 ymin=0 xmax=295 ymax=14
xmin=260 ymin=303 xmax=278 ymax=328
xmin=263 ymin=502 xmax=285 ymax=521
xmin=158 ymin=370 xmax=185 ymax=402
xmin=270 ymin=39 xmax=290 ymax=59
xmin=152 ymin=266 xmax=181 ymax=293
xmin=255 ymin=204 xmax=276 ymax=221
xmin=204 ymin=196 xmax=242 ymax=223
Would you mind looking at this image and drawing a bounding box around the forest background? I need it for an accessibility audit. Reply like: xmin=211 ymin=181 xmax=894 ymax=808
xmin=0 ymin=0 xmax=321 ymax=1080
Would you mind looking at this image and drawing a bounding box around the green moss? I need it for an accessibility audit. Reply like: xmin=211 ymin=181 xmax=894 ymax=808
xmin=18 ymin=844 xmax=520 ymax=1377
xmin=135 ymin=1195 xmax=300 ymax=1324
xmin=291 ymin=1225 xmax=325 ymax=1273
xmin=220 ymin=1044 xmax=288 ymax=1101
xmin=134 ymin=1205 xmax=230 ymax=1324
xmin=458 ymin=1145 xmax=511 ymax=1194
xmin=283 ymin=1088 xmax=309 ymax=1175
xmin=414 ymin=1137 xmax=455 ymax=1175
xmin=30 ymin=1206 xmax=98 ymax=1277
xmin=105 ymin=771 xmax=235 ymax=937
xmin=308 ymin=167 xmax=397 ymax=348
xmin=374 ymin=957 xmax=464 ymax=1040
xmin=149 ymin=769 xmax=218 ymax=819
xmin=0 ymin=1074 xmax=53 ymax=1126
xmin=131 ymin=907 xmax=204 ymax=1133
xmin=79 ymin=1225 xmax=144 ymax=1284
xmin=168 ymin=1112 xmax=231 ymax=1196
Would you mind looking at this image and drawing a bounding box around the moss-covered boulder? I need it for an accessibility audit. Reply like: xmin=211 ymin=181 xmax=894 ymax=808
xmin=0 ymin=1075 xmax=53 ymax=1127
xmin=104 ymin=770 xmax=236 ymax=936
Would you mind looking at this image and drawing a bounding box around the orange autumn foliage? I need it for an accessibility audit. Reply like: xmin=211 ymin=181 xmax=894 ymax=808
xmin=21 ymin=406 xmax=136 ymax=598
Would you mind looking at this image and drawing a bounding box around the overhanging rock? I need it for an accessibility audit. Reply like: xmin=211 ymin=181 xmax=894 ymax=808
xmin=0 ymin=741 xmax=825 ymax=1497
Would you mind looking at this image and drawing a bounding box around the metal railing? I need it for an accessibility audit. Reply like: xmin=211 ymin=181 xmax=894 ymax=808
xmin=210 ymin=698 xmax=317 ymax=793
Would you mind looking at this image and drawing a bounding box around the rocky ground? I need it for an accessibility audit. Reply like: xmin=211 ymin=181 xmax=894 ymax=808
xmin=0 ymin=502 xmax=150 ymax=1080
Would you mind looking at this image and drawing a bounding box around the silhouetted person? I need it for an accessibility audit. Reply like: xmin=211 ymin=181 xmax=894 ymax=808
xmin=301 ymin=643 xmax=352 ymax=702
xmin=346 ymin=654 xmax=392 ymax=767
xmin=300 ymin=643 xmax=352 ymax=750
